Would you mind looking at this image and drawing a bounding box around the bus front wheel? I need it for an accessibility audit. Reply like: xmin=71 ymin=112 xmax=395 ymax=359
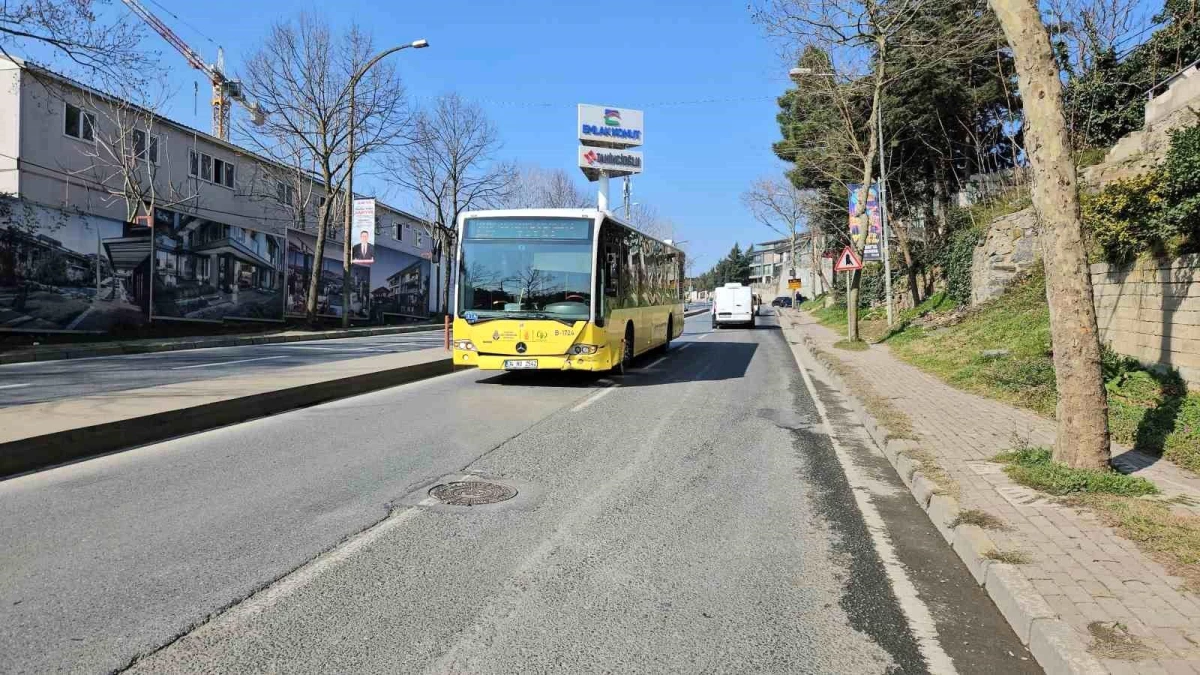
xmin=620 ymin=324 xmax=634 ymax=374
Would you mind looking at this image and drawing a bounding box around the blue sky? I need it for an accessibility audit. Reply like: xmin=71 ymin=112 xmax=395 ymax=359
xmin=113 ymin=0 xmax=794 ymax=271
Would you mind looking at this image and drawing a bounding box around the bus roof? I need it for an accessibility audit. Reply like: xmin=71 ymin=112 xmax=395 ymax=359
xmin=457 ymin=208 xmax=682 ymax=253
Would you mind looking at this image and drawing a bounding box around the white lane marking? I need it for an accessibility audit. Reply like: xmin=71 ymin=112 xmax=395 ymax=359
xmin=0 ymin=383 xmax=30 ymax=390
xmin=571 ymin=384 xmax=619 ymax=412
xmin=647 ymin=356 xmax=666 ymax=368
xmin=792 ymin=347 xmax=957 ymax=675
xmin=697 ymin=332 xmax=710 ymax=340
xmin=171 ymin=356 xmax=287 ymax=370
xmin=676 ymin=343 xmax=692 ymax=352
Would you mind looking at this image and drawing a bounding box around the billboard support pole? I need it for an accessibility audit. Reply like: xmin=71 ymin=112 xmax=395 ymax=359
xmin=598 ymin=171 xmax=610 ymax=211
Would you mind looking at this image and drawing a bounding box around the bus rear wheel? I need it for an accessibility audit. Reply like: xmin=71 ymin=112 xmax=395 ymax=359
xmin=659 ymin=316 xmax=673 ymax=353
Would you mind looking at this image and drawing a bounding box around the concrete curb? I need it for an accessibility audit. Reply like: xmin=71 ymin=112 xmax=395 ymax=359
xmin=0 ymin=323 xmax=443 ymax=365
xmin=782 ymin=310 xmax=1108 ymax=675
xmin=0 ymin=356 xmax=453 ymax=479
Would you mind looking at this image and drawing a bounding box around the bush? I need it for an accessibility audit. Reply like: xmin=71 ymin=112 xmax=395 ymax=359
xmin=1081 ymin=124 xmax=1200 ymax=263
xmin=941 ymin=226 xmax=980 ymax=305
xmin=1158 ymin=124 xmax=1200 ymax=243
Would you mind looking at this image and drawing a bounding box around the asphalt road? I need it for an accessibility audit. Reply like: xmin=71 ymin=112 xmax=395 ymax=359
xmin=0 ymin=330 xmax=446 ymax=407
xmin=0 ymin=312 xmax=1040 ymax=674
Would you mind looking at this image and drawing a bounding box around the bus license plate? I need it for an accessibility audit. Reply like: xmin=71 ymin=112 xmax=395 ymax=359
xmin=504 ymin=359 xmax=538 ymax=370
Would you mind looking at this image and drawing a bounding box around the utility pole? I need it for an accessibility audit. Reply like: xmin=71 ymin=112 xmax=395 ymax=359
xmin=878 ymin=90 xmax=894 ymax=325
xmin=340 ymin=39 xmax=428 ymax=328
xmin=622 ymin=176 xmax=631 ymax=215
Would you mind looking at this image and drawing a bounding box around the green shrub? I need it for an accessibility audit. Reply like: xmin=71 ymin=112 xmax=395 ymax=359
xmin=941 ymin=226 xmax=980 ymax=305
xmin=1081 ymin=173 xmax=1165 ymax=264
xmin=1158 ymin=124 xmax=1200 ymax=244
xmin=1080 ymin=123 xmax=1200 ymax=263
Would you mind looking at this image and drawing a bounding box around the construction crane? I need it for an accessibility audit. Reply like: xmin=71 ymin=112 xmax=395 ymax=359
xmin=121 ymin=0 xmax=264 ymax=140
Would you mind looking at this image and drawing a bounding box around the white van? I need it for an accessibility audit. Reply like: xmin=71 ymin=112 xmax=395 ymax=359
xmin=712 ymin=283 xmax=755 ymax=328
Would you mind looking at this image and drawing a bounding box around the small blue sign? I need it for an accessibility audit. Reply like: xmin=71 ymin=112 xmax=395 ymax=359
xmin=464 ymin=311 xmax=479 ymax=324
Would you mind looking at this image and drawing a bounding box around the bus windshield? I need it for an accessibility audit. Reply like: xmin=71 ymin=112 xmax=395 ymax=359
xmin=458 ymin=217 xmax=594 ymax=322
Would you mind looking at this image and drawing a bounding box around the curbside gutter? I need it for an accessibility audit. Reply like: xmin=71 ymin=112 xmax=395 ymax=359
xmin=780 ymin=310 xmax=1108 ymax=675
xmin=0 ymin=323 xmax=443 ymax=366
xmin=0 ymin=355 xmax=453 ymax=479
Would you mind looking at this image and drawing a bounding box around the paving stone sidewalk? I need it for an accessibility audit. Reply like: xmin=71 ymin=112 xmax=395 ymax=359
xmin=788 ymin=309 xmax=1200 ymax=674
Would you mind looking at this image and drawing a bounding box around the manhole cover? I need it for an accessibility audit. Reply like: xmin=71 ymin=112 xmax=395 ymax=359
xmin=429 ymin=481 xmax=517 ymax=506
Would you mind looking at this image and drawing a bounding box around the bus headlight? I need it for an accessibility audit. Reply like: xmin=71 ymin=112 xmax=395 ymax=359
xmin=454 ymin=340 xmax=477 ymax=352
xmin=570 ymin=344 xmax=600 ymax=355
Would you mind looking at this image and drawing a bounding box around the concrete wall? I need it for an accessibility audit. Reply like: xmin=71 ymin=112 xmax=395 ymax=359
xmin=1093 ymin=256 xmax=1200 ymax=386
xmin=1146 ymin=62 xmax=1200 ymax=128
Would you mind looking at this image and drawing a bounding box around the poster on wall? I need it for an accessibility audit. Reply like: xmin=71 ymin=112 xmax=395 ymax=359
xmin=286 ymin=229 xmax=430 ymax=322
xmin=847 ymin=184 xmax=882 ymax=262
xmin=0 ymin=204 xmax=152 ymax=333
xmin=151 ymin=209 xmax=286 ymax=322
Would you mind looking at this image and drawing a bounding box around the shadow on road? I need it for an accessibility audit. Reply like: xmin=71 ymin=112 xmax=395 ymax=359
xmin=475 ymin=340 xmax=759 ymax=388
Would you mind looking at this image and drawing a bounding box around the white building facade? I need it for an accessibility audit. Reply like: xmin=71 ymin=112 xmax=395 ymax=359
xmin=0 ymin=57 xmax=442 ymax=334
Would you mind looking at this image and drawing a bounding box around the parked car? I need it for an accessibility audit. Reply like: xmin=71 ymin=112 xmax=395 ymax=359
xmin=771 ymin=296 xmax=793 ymax=308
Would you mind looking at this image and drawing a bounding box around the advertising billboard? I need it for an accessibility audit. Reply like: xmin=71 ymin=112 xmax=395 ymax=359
xmin=0 ymin=205 xmax=151 ymax=333
xmin=848 ymin=184 xmax=882 ymax=262
xmin=578 ymin=104 xmax=644 ymax=148
xmin=351 ymin=198 xmax=376 ymax=265
xmin=151 ymin=209 xmax=286 ymax=322
xmin=286 ymin=229 xmax=430 ymax=321
xmin=578 ymin=146 xmax=643 ymax=181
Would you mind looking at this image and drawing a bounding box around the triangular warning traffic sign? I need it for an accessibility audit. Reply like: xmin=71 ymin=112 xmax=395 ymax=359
xmin=834 ymin=246 xmax=863 ymax=272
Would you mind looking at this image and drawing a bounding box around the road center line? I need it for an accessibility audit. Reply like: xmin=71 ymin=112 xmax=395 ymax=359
xmin=790 ymin=344 xmax=956 ymax=674
xmin=571 ymin=384 xmax=619 ymax=412
xmin=171 ymin=356 xmax=287 ymax=370
xmin=0 ymin=383 xmax=30 ymax=390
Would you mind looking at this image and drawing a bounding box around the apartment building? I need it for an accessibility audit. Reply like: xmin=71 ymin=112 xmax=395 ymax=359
xmin=0 ymin=56 xmax=439 ymax=334
xmin=748 ymin=236 xmax=832 ymax=300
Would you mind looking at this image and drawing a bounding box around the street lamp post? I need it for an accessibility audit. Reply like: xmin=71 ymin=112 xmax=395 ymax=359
xmin=790 ymin=66 xmax=893 ymax=325
xmin=341 ymin=38 xmax=428 ymax=328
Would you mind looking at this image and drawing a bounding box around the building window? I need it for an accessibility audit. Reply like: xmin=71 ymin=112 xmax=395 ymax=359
xmin=64 ymin=103 xmax=95 ymax=141
xmin=131 ymin=129 xmax=159 ymax=164
xmin=188 ymin=150 xmax=234 ymax=188
xmin=416 ymin=233 xmax=423 ymax=248
xmin=393 ymin=222 xmax=402 ymax=241
xmin=277 ymin=181 xmax=295 ymax=206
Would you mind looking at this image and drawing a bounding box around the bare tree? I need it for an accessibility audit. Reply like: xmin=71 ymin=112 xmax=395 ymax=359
xmin=742 ymin=176 xmax=827 ymax=295
xmin=71 ymin=78 xmax=195 ymax=223
xmin=240 ymin=14 xmax=410 ymax=324
xmin=389 ymin=93 xmax=515 ymax=314
xmin=988 ymin=0 xmax=1110 ymax=469
xmin=1 ymin=0 xmax=149 ymax=78
xmin=622 ymin=203 xmax=677 ymax=241
xmin=501 ymin=166 xmax=590 ymax=209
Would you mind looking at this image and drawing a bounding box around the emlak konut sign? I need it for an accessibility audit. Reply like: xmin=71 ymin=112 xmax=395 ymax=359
xmin=578 ymin=104 xmax=644 ymax=148
xmin=578 ymin=146 xmax=643 ymax=180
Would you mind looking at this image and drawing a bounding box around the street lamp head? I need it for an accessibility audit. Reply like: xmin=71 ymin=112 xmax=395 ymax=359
xmin=411 ymin=39 xmax=429 ymax=49
xmin=789 ymin=67 xmax=812 ymax=78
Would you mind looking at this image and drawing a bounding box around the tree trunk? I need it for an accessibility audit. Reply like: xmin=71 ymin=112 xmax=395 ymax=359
xmin=894 ymin=221 xmax=921 ymax=307
xmin=306 ymin=201 xmax=331 ymax=326
xmin=989 ymin=0 xmax=1110 ymax=469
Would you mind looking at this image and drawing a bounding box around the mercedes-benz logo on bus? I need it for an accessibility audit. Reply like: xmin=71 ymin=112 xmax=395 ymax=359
xmin=515 ymin=342 xmax=527 ymax=354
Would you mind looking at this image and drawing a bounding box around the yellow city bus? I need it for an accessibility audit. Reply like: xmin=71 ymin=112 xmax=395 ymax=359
xmin=451 ymin=209 xmax=685 ymax=372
